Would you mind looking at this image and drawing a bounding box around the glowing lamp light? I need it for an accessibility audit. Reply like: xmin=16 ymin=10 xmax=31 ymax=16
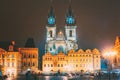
xmin=103 ymin=50 xmax=117 ymax=57
xmin=44 ymin=67 xmax=50 ymax=72
xmin=27 ymin=68 xmax=31 ymax=71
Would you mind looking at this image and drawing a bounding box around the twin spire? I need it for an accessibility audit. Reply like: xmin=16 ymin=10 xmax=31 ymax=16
xmin=47 ymin=0 xmax=75 ymax=26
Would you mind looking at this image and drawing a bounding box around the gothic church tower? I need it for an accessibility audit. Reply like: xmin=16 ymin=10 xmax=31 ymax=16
xmin=65 ymin=1 xmax=78 ymax=51
xmin=45 ymin=1 xmax=78 ymax=55
xmin=46 ymin=3 xmax=56 ymax=42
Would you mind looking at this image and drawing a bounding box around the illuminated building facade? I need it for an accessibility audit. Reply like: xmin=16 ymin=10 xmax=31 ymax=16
xmin=0 ymin=42 xmax=22 ymax=77
xmin=19 ymin=48 xmax=39 ymax=72
xmin=45 ymin=3 xmax=78 ymax=55
xmin=42 ymin=49 xmax=101 ymax=72
xmin=113 ymin=36 xmax=120 ymax=68
xmin=43 ymin=2 xmax=101 ymax=72
xmin=0 ymin=41 xmax=39 ymax=76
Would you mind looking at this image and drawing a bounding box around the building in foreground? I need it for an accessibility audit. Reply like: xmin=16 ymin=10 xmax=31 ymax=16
xmin=19 ymin=48 xmax=39 ymax=72
xmin=0 ymin=42 xmax=22 ymax=77
xmin=0 ymin=41 xmax=39 ymax=77
xmin=42 ymin=49 xmax=101 ymax=72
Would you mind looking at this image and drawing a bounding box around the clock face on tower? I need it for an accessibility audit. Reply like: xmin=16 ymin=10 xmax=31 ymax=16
xmin=48 ymin=17 xmax=55 ymax=25
xmin=66 ymin=16 xmax=75 ymax=24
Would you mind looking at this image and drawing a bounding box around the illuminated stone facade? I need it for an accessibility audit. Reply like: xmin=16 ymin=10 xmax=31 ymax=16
xmin=0 ymin=45 xmax=22 ymax=77
xmin=43 ymin=3 xmax=101 ymax=72
xmin=42 ymin=49 xmax=101 ymax=72
xmin=19 ymin=48 xmax=39 ymax=72
xmin=113 ymin=36 xmax=120 ymax=68
xmin=0 ymin=42 xmax=39 ymax=77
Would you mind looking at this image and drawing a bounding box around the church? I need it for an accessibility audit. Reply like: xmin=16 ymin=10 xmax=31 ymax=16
xmin=43 ymin=2 xmax=101 ymax=72
xmin=45 ymin=3 xmax=78 ymax=55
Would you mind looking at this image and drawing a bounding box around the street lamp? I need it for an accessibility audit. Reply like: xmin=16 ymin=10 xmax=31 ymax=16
xmin=103 ymin=50 xmax=117 ymax=80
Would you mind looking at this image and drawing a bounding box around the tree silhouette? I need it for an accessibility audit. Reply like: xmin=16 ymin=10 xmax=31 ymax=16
xmin=24 ymin=38 xmax=35 ymax=48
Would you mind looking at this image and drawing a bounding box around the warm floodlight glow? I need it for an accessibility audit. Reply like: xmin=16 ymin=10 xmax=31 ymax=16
xmin=103 ymin=50 xmax=117 ymax=57
xmin=65 ymin=64 xmax=73 ymax=72
xmin=44 ymin=67 xmax=50 ymax=72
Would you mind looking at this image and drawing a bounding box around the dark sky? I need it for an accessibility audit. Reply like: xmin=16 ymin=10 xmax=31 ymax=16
xmin=0 ymin=0 xmax=120 ymax=54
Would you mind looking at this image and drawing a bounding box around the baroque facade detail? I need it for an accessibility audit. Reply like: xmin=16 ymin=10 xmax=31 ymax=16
xmin=42 ymin=49 xmax=101 ymax=72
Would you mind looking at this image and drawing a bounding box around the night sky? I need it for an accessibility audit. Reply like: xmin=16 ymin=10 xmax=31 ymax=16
xmin=0 ymin=0 xmax=120 ymax=54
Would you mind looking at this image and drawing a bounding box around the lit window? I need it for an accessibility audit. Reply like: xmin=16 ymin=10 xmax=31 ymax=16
xmin=61 ymin=64 xmax=63 ymax=67
xmin=12 ymin=62 xmax=14 ymax=67
xmin=44 ymin=64 xmax=46 ymax=67
xmin=8 ymin=62 xmax=10 ymax=67
xmin=76 ymin=64 xmax=78 ymax=67
xmin=33 ymin=63 xmax=35 ymax=66
xmin=24 ymin=54 xmax=26 ymax=58
xmin=48 ymin=64 xmax=49 ymax=67
xmin=51 ymin=64 xmax=53 ymax=67
xmin=76 ymin=54 xmax=78 ymax=57
xmin=28 ymin=62 xmax=30 ymax=66
xmin=58 ymin=64 xmax=60 ymax=67
xmin=12 ymin=54 xmax=14 ymax=58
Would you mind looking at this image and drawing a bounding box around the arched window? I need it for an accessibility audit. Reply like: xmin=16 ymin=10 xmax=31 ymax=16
xmin=49 ymin=31 xmax=52 ymax=37
xmin=23 ymin=54 xmax=26 ymax=58
xmin=69 ymin=30 xmax=72 ymax=37
xmin=28 ymin=62 xmax=30 ymax=66
xmin=33 ymin=55 xmax=35 ymax=58
xmin=33 ymin=62 xmax=35 ymax=66
xmin=44 ymin=64 xmax=46 ymax=67
xmin=58 ymin=64 xmax=60 ymax=67
xmin=51 ymin=64 xmax=53 ymax=67
xmin=24 ymin=62 xmax=26 ymax=66
xmin=28 ymin=54 xmax=30 ymax=58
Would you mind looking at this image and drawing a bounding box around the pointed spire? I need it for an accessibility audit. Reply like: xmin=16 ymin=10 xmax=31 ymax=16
xmin=47 ymin=0 xmax=55 ymax=26
xmin=66 ymin=0 xmax=75 ymax=25
xmin=48 ymin=0 xmax=54 ymax=17
xmin=67 ymin=0 xmax=73 ymax=16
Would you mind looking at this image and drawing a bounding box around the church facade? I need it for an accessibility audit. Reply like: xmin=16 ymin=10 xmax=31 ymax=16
xmin=45 ymin=4 xmax=78 ymax=55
